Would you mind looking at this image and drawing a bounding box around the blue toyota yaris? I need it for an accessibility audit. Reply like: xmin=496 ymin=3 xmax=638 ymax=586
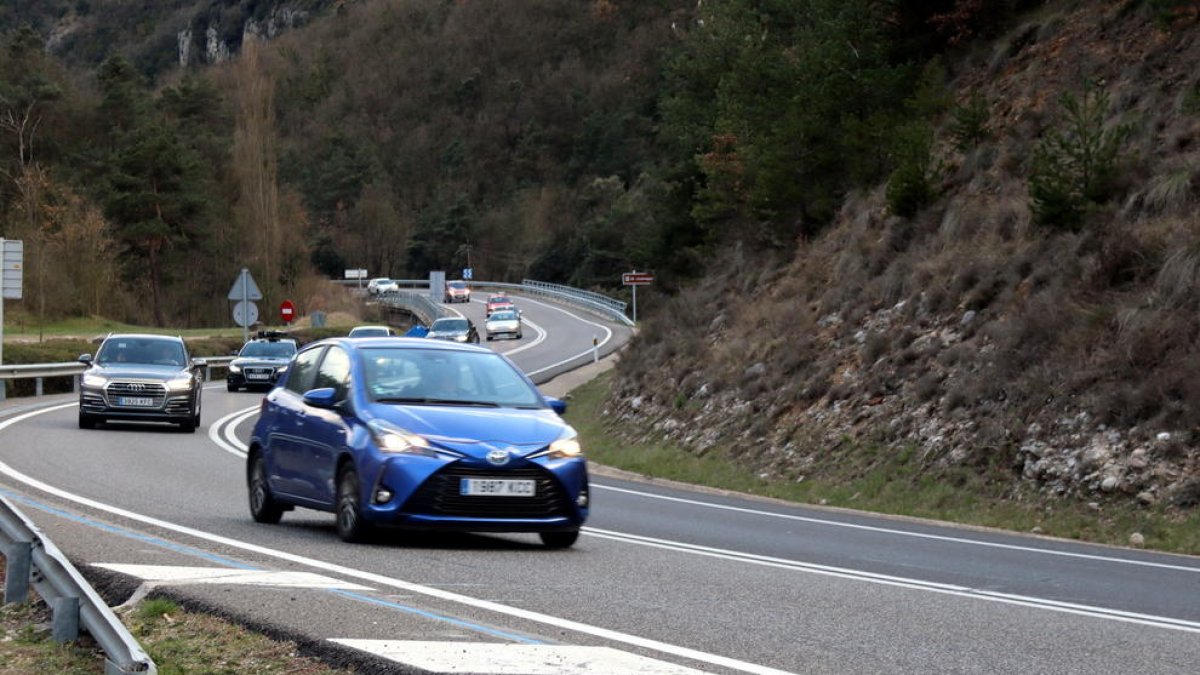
xmin=247 ymin=337 xmax=588 ymax=548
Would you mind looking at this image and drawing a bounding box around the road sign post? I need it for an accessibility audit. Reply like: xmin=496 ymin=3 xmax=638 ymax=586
xmin=621 ymin=270 xmax=654 ymax=323
xmin=0 ymin=238 xmax=24 ymax=402
xmin=228 ymin=268 xmax=264 ymax=343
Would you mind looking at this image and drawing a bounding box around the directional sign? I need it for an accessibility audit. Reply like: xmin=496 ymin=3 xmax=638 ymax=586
xmin=228 ymin=268 xmax=263 ymax=301
xmin=462 ymin=267 xmax=473 ymax=281
xmin=2 ymin=239 xmax=22 ymax=300
xmin=233 ymin=301 xmax=259 ymax=328
xmin=344 ymin=269 xmax=368 ymax=280
xmin=280 ymin=299 xmax=296 ymax=324
xmin=622 ymin=272 xmax=655 ymax=286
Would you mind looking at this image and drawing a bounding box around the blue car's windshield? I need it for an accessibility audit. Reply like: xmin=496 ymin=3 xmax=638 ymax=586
xmin=240 ymin=341 xmax=296 ymax=358
xmin=360 ymin=347 xmax=542 ymax=408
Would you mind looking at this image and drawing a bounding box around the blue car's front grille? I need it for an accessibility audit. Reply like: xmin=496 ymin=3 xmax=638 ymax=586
xmin=403 ymin=463 xmax=574 ymax=519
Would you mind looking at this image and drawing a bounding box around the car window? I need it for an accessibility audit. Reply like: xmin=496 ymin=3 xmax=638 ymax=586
xmin=432 ymin=319 xmax=468 ymax=332
xmin=313 ymin=346 xmax=352 ymax=401
xmin=240 ymin=341 xmax=297 ymax=358
xmin=285 ymin=347 xmax=324 ymax=395
xmin=96 ymin=338 xmax=185 ymax=366
xmin=489 ymin=311 xmax=517 ymax=321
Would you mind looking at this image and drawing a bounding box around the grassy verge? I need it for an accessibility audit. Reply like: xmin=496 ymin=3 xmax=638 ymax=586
xmin=566 ymin=372 xmax=1200 ymax=555
xmin=1 ymin=561 xmax=349 ymax=674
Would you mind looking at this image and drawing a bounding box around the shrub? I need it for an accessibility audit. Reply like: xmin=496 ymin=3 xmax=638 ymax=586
xmin=887 ymin=121 xmax=941 ymax=217
xmin=950 ymin=93 xmax=991 ymax=150
xmin=1029 ymin=88 xmax=1131 ymax=229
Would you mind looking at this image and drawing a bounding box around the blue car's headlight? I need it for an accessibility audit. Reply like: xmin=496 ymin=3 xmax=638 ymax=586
xmin=529 ymin=433 xmax=582 ymax=460
xmin=367 ymin=419 xmax=461 ymax=458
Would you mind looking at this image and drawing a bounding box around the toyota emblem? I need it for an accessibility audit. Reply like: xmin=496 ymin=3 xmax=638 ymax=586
xmin=486 ymin=449 xmax=511 ymax=466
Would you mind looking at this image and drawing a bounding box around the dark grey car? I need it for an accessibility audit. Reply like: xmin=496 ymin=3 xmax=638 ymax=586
xmin=77 ymin=334 xmax=205 ymax=432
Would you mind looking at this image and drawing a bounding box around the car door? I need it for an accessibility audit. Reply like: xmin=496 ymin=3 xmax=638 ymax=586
xmin=298 ymin=345 xmax=354 ymax=505
xmin=268 ymin=346 xmax=324 ymax=500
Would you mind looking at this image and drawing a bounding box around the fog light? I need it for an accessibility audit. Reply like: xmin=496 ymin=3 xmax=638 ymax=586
xmin=576 ymin=491 xmax=589 ymax=507
xmin=374 ymin=489 xmax=393 ymax=503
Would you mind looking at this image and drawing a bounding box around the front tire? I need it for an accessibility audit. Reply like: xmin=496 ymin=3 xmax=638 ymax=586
xmin=248 ymin=454 xmax=284 ymax=524
xmin=539 ymin=530 xmax=579 ymax=549
xmin=78 ymin=411 xmax=97 ymax=430
xmin=227 ymin=382 xmax=238 ymax=392
xmin=336 ymin=467 xmax=371 ymax=542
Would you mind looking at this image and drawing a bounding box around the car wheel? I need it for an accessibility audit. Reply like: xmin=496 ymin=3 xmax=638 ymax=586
xmin=178 ymin=417 xmax=196 ymax=433
xmin=192 ymin=395 xmax=202 ymax=427
xmin=227 ymin=382 xmax=238 ymax=392
xmin=539 ymin=530 xmax=579 ymax=549
xmin=78 ymin=411 xmax=96 ymax=430
xmin=248 ymin=453 xmax=284 ymax=524
xmin=336 ymin=467 xmax=371 ymax=543
xmin=517 ymin=332 xmax=523 ymax=339
xmin=486 ymin=335 xmax=493 ymax=341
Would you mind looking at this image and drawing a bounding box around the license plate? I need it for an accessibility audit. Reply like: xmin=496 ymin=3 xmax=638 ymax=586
xmin=246 ymin=372 xmax=269 ymax=380
xmin=118 ymin=396 xmax=154 ymax=407
xmin=460 ymin=478 xmax=535 ymax=497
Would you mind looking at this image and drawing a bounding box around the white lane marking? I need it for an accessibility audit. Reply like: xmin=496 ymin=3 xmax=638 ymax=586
xmin=0 ymin=404 xmax=796 ymax=675
xmin=208 ymin=406 xmax=259 ymax=459
xmin=512 ymin=296 xmax=614 ymax=377
xmin=94 ymin=564 xmax=373 ymax=590
xmin=584 ymin=528 xmax=1200 ymax=634
xmin=330 ymin=641 xmax=706 ymax=675
xmin=592 ymin=484 xmax=1200 ymax=575
xmin=463 ymin=297 xmax=547 ymax=357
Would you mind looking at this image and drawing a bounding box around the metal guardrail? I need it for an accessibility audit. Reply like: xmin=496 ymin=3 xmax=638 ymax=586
xmin=0 ymin=357 xmax=237 ymax=403
xmin=354 ymin=278 xmax=633 ymax=327
xmin=1 ymin=494 xmax=157 ymax=674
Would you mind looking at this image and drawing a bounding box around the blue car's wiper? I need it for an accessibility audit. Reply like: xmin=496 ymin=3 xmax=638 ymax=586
xmin=376 ymin=397 xmax=500 ymax=407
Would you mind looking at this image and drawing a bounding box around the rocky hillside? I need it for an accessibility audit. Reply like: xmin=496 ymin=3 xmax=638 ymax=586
xmin=605 ymin=2 xmax=1200 ymax=515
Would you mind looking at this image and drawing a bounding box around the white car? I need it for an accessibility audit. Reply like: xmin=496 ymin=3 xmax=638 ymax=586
xmin=348 ymin=325 xmax=395 ymax=338
xmin=485 ymin=309 xmax=523 ymax=341
xmin=367 ymin=278 xmax=399 ymax=295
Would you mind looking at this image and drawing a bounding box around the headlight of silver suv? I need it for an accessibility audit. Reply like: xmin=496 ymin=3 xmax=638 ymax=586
xmin=166 ymin=376 xmax=194 ymax=392
xmin=82 ymin=373 xmax=108 ymax=388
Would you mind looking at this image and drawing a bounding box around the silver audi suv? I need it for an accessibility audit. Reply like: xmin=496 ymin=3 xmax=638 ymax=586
xmin=77 ymin=334 xmax=205 ymax=432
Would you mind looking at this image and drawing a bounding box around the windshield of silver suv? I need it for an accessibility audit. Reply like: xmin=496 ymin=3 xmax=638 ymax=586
xmin=96 ymin=337 xmax=187 ymax=366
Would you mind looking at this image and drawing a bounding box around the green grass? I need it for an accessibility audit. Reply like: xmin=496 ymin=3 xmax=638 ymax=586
xmin=567 ymin=372 xmax=1200 ymax=555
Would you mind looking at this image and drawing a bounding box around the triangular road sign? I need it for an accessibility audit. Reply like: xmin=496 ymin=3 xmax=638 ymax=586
xmin=228 ymin=268 xmax=263 ymax=301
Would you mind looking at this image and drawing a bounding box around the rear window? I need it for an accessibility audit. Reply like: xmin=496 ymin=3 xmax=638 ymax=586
xmin=432 ymin=318 xmax=468 ymax=331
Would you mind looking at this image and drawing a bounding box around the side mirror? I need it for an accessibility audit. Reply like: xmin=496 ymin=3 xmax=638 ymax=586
xmin=78 ymin=354 xmax=93 ymax=365
xmin=192 ymin=358 xmax=207 ymax=370
xmin=543 ymin=395 xmax=567 ymax=416
xmin=229 ymin=350 xmax=239 ymax=356
xmin=302 ymin=387 xmax=338 ymax=409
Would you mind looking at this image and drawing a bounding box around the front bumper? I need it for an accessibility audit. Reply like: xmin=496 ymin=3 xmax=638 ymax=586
xmin=79 ymin=383 xmax=196 ymax=422
xmin=227 ymin=366 xmax=283 ymax=388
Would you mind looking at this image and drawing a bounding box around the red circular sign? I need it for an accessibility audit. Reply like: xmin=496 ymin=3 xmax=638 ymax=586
xmin=280 ymin=300 xmax=296 ymax=324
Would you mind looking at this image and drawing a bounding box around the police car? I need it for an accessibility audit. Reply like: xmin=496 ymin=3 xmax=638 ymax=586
xmin=226 ymin=331 xmax=299 ymax=392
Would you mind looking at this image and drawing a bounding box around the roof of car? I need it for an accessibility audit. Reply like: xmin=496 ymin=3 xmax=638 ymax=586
xmin=307 ymin=336 xmax=490 ymax=354
xmin=103 ymin=333 xmax=185 ymax=343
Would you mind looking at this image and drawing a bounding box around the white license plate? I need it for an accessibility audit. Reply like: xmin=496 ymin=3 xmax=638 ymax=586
xmin=246 ymin=372 xmax=270 ymax=380
xmin=460 ymin=478 xmax=535 ymax=497
xmin=118 ymin=396 xmax=155 ymax=407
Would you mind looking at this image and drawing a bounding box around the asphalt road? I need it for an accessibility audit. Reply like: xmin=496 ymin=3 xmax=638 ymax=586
xmin=1 ymin=296 xmax=1198 ymax=674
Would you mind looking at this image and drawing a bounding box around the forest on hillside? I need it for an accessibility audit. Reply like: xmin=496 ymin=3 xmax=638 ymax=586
xmin=1 ymin=0 xmax=1191 ymax=329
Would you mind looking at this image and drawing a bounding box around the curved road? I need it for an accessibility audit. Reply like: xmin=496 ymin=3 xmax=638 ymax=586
xmin=1 ymin=296 xmax=1198 ymax=674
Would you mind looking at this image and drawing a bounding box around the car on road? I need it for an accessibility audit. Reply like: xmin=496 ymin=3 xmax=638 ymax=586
xmin=444 ymin=280 xmax=471 ymax=303
xmin=485 ymin=309 xmax=523 ymax=341
xmin=246 ymin=337 xmax=587 ymax=547
xmin=367 ymin=278 xmax=399 ymax=295
xmin=427 ymin=317 xmax=479 ymax=343
xmin=485 ymin=293 xmax=517 ymax=317
xmin=227 ymin=331 xmax=298 ymax=392
xmin=77 ymin=334 xmax=205 ymax=432
xmin=349 ymin=325 xmax=395 ymax=338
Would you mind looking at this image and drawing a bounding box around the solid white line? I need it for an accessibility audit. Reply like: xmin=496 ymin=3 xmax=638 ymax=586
xmin=0 ymin=403 xmax=795 ymax=675
xmin=592 ymin=484 xmax=1200 ymax=574
xmin=584 ymin=528 xmax=1200 ymax=633
xmin=208 ymin=406 xmax=258 ymax=459
xmin=513 ymin=296 xmax=613 ymax=377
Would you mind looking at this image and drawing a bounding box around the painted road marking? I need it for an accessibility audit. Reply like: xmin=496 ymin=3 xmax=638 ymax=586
xmin=94 ymin=564 xmax=373 ymax=590
xmin=330 ymin=641 xmax=707 ymax=674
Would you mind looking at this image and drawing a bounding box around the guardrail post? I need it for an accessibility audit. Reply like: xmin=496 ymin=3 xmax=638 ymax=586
xmin=73 ymin=374 xmax=79 ymax=393
xmin=3 ymin=540 xmax=32 ymax=603
xmin=35 ymin=377 xmax=43 ymax=397
xmin=52 ymin=595 xmax=80 ymax=642
xmin=205 ymin=365 xmax=212 ymax=382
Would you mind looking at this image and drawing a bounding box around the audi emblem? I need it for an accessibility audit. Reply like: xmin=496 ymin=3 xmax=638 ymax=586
xmin=127 ymin=383 xmax=145 ymax=392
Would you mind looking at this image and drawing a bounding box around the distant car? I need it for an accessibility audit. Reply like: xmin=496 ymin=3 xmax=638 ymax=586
xmin=427 ymin=317 xmax=479 ymax=344
xmin=77 ymin=334 xmax=205 ymax=432
xmin=485 ymin=294 xmax=517 ymax=317
xmin=485 ymin=309 xmax=523 ymax=341
xmin=246 ymin=337 xmax=586 ymax=546
xmin=349 ymin=325 xmax=395 ymax=338
xmin=227 ymin=331 xmax=298 ymax=392
xmin=444 ymin=280 xmax=471 ymax=303
xmin=367 ymin=278 xmax=399 ymax=295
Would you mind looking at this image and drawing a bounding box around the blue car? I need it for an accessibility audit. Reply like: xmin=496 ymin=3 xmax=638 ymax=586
xmin=247 ymin=337 xmax=588 ymax=548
